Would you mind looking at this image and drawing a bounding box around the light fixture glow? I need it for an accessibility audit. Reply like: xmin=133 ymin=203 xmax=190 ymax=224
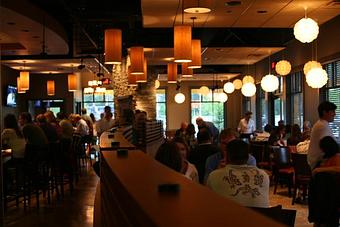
xmin=167 ymin=63 xmax=178 ymax=83
xmin=174 ymin=25 xmax=192 ymax=63
xmin=233 ymin=79 xmax=242 ymax=90
xmin=68 ymin=73 xmax=77 ymax=91
xmin=183 ymin=0 xmax=212 ymax=13
xmin=188 ymin=39 xmax=202 ymax=69
xmin=294 ymin=17 xmax=319 ymax=43
xmin=130 ymin=46 xmax=145 ymax=75
xmin=20 ymin=71 xmax=30 ymax=90
xmin=47 ymin=80 xmax=55 ymax=96
xmin=137 ymin=59 xmax=147 ymax=82
xmin=155 ymin=80 xmax=160 ymax=89
xmin=241 ymin=83 xmax=256 ymax=97
xmin=275 ymin=60 xmax=291 ymax=76
xmin=175 ymin=92 xmax=186 ymax=104
xmin=17 ymin=77 xmax=26 ymax=93
xmin=303 ymin=60 xmax=322 ymax=76
xmin=306 ymin=67 xmax=328 ymax=88
xmin=127 ymin=66 xmax=137 ymax=87
xmin=182 ymin=63 xmax=193 ymax=77
xmin=219 ymin=92 xmax=228 ymax=103
xmin=199 ymin=86 xmax=210 ymax=95
xmin=84 ymin=87 xmax=94 ymax=94
xmin=261 ymin=74 xmax=279 ymax=92
xmin=223 ymin=82 xmax=235 ymax=94
xmin=242 ymin=75 xmax=255 ymax=84
xmin=104 ymin=29 xmax=122 ymax=64
xmin=95 ymin=87 xmax=106 ymax=93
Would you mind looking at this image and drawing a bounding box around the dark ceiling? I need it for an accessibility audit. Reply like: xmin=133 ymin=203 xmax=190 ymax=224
xmin=28 ymin=0 xmax=294 ymax=59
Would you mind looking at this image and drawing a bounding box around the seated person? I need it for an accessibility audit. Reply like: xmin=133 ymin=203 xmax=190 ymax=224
xmin=287 ymin=124 xmax=303 ymax=146
xmin=268 ymin=126 xmax=286 ymax=146
xmin=155 ymin=141 xmax=182 ymax=173
xmin=313 ymin=136 xmax=340 ymax=174
xmin=207 ymin=139 xmax=270 ymax=208
xmin=204 ymin=128 xmax=256 ymax=183
xmin=173 ymin=137 xmax=199 ymax=183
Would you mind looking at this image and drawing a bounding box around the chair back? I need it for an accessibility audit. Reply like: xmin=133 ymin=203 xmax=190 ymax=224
xmin=250 ymin=143 xmax=265 ymax=163
xmin=291 ymin=153 xmax=311 ymax=177
xmin=272 ymin=146 xmax=291 ymax=169
xmin=249 ymin=205 xmax=296 ymax=226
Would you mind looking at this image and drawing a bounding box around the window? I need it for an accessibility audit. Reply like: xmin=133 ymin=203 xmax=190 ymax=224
xmin=191 ymin=88 xmax=224 ymax=131
xmin=83 ymin=89 xmax=114 ymax=120
xmin=256 ymin=84 xmax=268 ymax=130
xmin=156 ymin=89 xmax=167 ymax=130
xmin=322 ymin=60 xmax=340 ymax=138
xmin=273 ymin=76 xmax=285 ymax=126
xmin=288 ymin=72 xmax=303 ymax=127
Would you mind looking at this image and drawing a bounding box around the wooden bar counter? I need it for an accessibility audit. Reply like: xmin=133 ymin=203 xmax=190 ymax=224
xmin=95 ymin=150 xmax=283 ymax=227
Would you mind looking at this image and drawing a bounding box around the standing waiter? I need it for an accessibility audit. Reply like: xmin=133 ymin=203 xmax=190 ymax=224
xmin=238 ymin=111 xmax=255 ymax=139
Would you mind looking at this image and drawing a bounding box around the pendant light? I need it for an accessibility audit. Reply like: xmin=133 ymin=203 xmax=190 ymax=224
xmin=130 ymin=46 xmax=145 ymax=75
xmin=68 ymin=73 xmax=77 ymax=91
xmin=155 ymin=80 xmax=160 ymax=89
xmin=261 ymin=54 xmax=279 ymax=92
xmin=188 ymin=39 xmax=202 ymax=69
xmin=184 ymin=0 xmax=212 ymax=13
xmin=20 ymin=61 xmax=30 ymax=90
xmin=304 ymin=60 xmax=322 ymax=76
xmin=47 ymin=80 xmax=55 ymax=96
xmin=233 ymin=79 xmax=242 ymax=90
xmin=306 ymin=67 xmax=328 ymax=88
xmin=175 ymin=92 xmax=186 ymax=104
xmin=104 ymin=29 xmax=122 ymax=64
xmin=241 ymin=83 xmax=256 ymax=97
xmin=136 ymin=59 xmax=147 ymax=82
xmin=294 ymin=8 xmax=319 ymax=43
xmin=182 ymin=63 xmax=193 ymax=78
xmin=275 ymin=60 xmax=291 ymax=76
xmin=168 ymin=63 xmax=178 ymax=83
xmin=17 ymin=77 xmax=26 ymax=94
xmin=242 ymin=75 xmax=255 ymax=84
xmin=199 ymin=86 xmax=210 ymax=95
xmin=127 ymin=66 xmax=137 ymax=87
xmin=223 ymin=82 xmax=235 ymax=94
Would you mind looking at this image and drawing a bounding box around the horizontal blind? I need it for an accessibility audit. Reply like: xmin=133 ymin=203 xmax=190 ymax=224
xmin=327 ymin=88 xmax=340 ymax=138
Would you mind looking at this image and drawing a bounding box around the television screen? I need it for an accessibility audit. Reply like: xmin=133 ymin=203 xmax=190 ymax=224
xmin=6 ymin=85 xmax=17 ymax=107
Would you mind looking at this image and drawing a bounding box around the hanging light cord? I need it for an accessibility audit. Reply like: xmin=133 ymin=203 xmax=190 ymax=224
xmin=172 ymin=0 xmax=181 ymax=27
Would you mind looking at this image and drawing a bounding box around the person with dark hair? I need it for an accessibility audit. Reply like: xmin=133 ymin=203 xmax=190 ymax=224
xmin=173 ymin=137 xmax=199 ymax=182
xmin=287 ymin=124 xmax=303 ymax=146
xmin=207 ymin=139 xmax=270 ymax=208
xmin=204 ymin=128 xmax=256 ymax=183
xmin=36 ymin=114 xmax=59 ymax=142
xmin=19 ymin=112 xmax=48 ymax=146
xmin=268 ymin=125 xmax=286 ymax=146
xmin=237 ymin=111 xmax=255 ymax=139
xmin=308 ymin=101 xmax=337 ymax=169
xmin=155 ymin=141 xmax=182 ymax=172
xmin=1 ymin=114 xmax=26 ymax=159
xmin=188 ymin=127 xmax=219 ymax=184
xmin=184 ymin=123 xmax=196 ymax=152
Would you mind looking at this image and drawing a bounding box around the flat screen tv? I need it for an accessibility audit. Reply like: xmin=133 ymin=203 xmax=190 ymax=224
xmin=6 ymin=85 xmax=17 ymax=107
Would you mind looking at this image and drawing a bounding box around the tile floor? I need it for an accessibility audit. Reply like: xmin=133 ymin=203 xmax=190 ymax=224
xmin=2 ymin=167 xmax=312 ymax=227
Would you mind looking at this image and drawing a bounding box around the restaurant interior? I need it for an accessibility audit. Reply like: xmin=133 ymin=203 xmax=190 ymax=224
xmin=1 ymin=0 xmax=340 ymax=226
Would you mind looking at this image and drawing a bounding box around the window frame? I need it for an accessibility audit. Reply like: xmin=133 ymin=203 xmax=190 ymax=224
xmin=155 ymin=88 xmax=167 ymax=131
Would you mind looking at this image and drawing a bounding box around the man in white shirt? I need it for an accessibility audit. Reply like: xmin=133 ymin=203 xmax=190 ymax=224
xmin=307 ymin=101 xmax=337 ymax=169
xmin=95 ymin=112 xmax=116 ymax=137
xmin=74 ymin=114 xmax=89 ymax=137
xmin=207 ymin=139 xmax=269 ymax=208
xmin=238 ymin=111 xmax=255 ymax=139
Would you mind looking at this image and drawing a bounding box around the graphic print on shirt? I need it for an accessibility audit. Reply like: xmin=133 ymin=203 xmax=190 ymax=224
xmin=223 ymin=169 xmax=264 ymax=198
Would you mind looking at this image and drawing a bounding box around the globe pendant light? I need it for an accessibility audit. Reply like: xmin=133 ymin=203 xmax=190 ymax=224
xmin=233 ymin=79 xmax=242 ymax=90
xmin=199 ymin=86 xmax=210 ymax=95
xmin=155 ymin=80 xmax=160 ymax=89
xmin=174 ymin=25 xmax=192 ymax=63
xmin=294 ymin=17 xmax=319 ymax=43
xmin=104 ymin=29 xmax=122 ymax=64
xmin=223 ymin=82 xmax=235 ymax=94
xmin=175 ymin=92 xmax=186 ymax=104
xmin=241 ymin=83 xmax=256 ymax=97
xmin=261 ymin=74 xmax=279 ymax=92
xmin=130 ymin=46 xmax=144 ymax=75
xmin=168 ymin=63 xmax=177 ymax=83
xmin=219 ymin=92 xmax=228 ymax=103
xmin=306 ymin=67 xmax=328 ymax=88
xmin=47 ymin=80 xmax=55 ymax=96
xmin=242 ymin=75 xmax=255 ymax=84
xmin=303 ymin=60 xmax=322 ymax=76
xmin=275 ymin=60 xmax=291 ymax=76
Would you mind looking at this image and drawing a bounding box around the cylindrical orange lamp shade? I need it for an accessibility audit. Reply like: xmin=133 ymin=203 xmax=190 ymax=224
xmin=137 ymin=59 xmax=147 ymax=83
xmin=17 ymin=77 xmax=26 ymax=93
xmin=130 ymin=46 xmax=144 ymax=75
xmin=47 ymin=80 xmax=55 ymax=96
xmin=181 ymin=63 xmax=193 ymax=78
xmin=174 ymin=25 xmax=192 ymax=63
xmin=68 ymin=73 xmax=77 ymax=91
xmin=20 ymin=71 xmax=30 ymax=90
xmin=104 ymin=29 xmax=122 ymax=64
xmin=168 ymin=63 xmax=177 ymax=83
xmin=188 ymin=39 xmax=202 ymax=69
xmin=127 ymin=66 xmax=137 ymax=86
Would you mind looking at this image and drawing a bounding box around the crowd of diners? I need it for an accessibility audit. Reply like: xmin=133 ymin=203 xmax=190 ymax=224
xmin=154 ymin=101 xmax=340 ymax=226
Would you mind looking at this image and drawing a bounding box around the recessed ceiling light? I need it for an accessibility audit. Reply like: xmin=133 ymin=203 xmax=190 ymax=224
xmin=225 ymin=1 xmax=241 ymax=7
xmin=257 ymin=10 xmax=267 ymax=14
xmin=21 ymin=29 xmax=29 ymax=32
xmin=7 ymin=22 xmax=15 ymax=25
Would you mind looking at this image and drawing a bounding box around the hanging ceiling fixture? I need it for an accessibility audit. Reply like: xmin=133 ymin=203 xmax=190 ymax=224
xmin=303 ymin=60 xmax=322 ymax=76
xmin=182 ymin=63 xmax=193 ymax=77
xmin=223 ymin=82 xmax=235 ymax=94
xmin=17 ymin=77 xmax=26 ymax=94
xmin=275 ymin=60 xmax=291 ymax=76
xmin=168 ymin=63 xmax=178 ymax=83
xmin=130 ymin=47 xmax=145 ymax=75
xmin=242 ymin=75 xmax=255 ymax=84
xmin=127 ymin=66 xmax=137 ymax=87
xmin=199 ymin=85 xmax=210 ymax=95
xmin=233 ymin=79 xmax=242 ymax=90
xmin=306 ymin=67 xmax=328 ymax=88
xmin=183 ymin=0 xmax=212 ymax=13
xmin=241 ymin=83 xmax=256 ymax=97
xmin=104 ymin=29 xmax=122 ymax=64
xmin=219 ymin=92 xmax=228 ymax=103
xmin=136 ymin=59 xmax=148 ymax=83
xmin=155 ymin=80 xmax=160 ymax=89
xmin=188 ymin=39 xmax=202 ymax=69
xmin=175 ymin=92 xmax=186 ymax=104
xmin=294 ymin=8 xmax=319 ymax=43
xmin=20 ymin=61 xmax=30 ymax=91
xmin=261 ymin=53 xmax=279 ymax=92
xmin=68 ymin=73 xmax=77 ymax=92
xmin=47 ymin=80 xmax=55 ymax=96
